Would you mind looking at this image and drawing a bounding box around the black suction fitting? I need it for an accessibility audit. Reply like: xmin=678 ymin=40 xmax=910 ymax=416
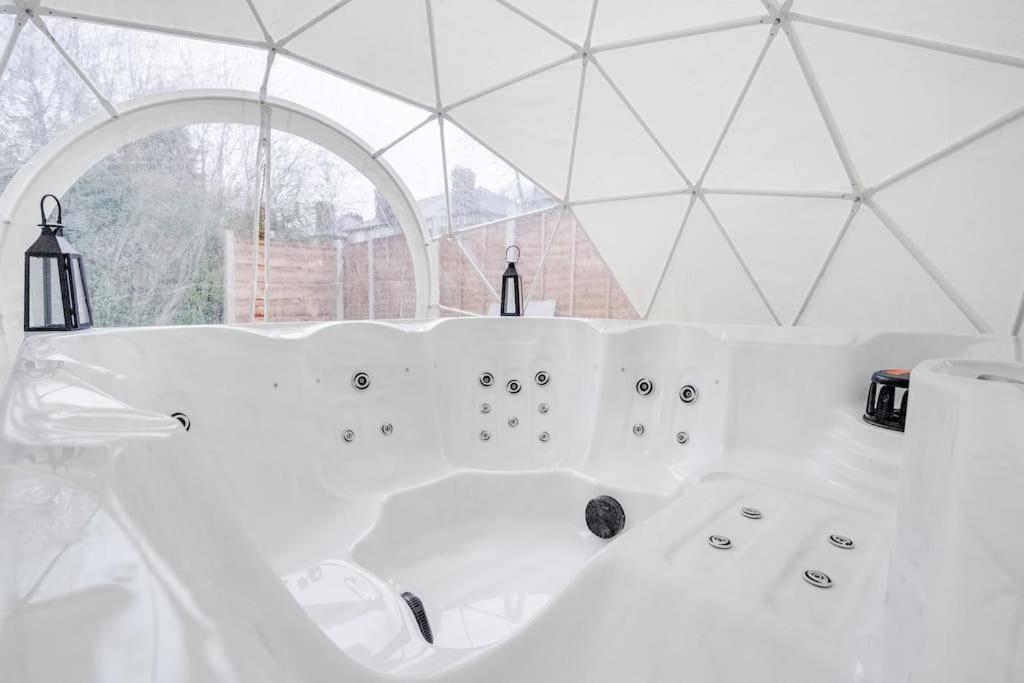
xmin=401 ymin=591 xmax=434 ymax=644
xmin=586 ymin=495 xmax=626 ymax=539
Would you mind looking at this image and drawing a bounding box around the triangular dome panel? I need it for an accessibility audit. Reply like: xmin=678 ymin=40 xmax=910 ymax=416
xmin=710 ymin=195 xmax=851 ymax=324
xmin=591 ymin=0 xmax=764 ymax=48
xmin=520 ymin=210 xmax=571 ymax=310
xmin=269 ymin=56 xmax=427 ymax=151
xmin=572 ymin=193 xmax=691 ymax=313
xmin=647 ymin=200 xmax=775 ymax=323
xmin=287 ymin=0 xmax=437 ymax=107
xmin=504 ymin=0 xmax=593 ymax=45
xmin=799 ymin=208 xmax=975 ymax=332
xmin=439 ymin=235 xmax=498 ymax=315
xmin=703 ymin=35 xmax=850 ymax=191
xmin=251 ymin=0 xmax=336 ymax=41
xmin=433 ymin=0 xmax=574 ymax=105
xmin=453 ymin=209 xmax=566 ymax=311
xmin=514 ymin=214 xmax=638 ymax=318
xmin=55 ymin=18 xmax=266 ymax=104
xmin=381 ymin=118 xmax=448 ymax=236
xmin=449 ymin=59 xmax=581 ymax=199
xmin=444 ymin=121 xmax=558 ymax=228
xmin=569 ymin=65 xmax=685 ymax=201
xmin=873 ymin=116 xmax=1024 ymax=334
xmin=795 ymin=0 xmax=1024 ymax=60
xmin=800 ymin=23 xmax=1024 ymax=185
xmin=449 ymin=228 xmax=503 ymax=300
xmin=0 ymin=22 xmax=103 ymax=194
xmin=596 ymin=25 xmax=768 ymax=180
xmin=42 ymin=0 xmax=264 ymax=41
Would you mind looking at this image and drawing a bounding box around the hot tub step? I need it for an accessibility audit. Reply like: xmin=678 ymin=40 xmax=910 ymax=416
xmin=401 ymin=591 xmax=434 ymax=644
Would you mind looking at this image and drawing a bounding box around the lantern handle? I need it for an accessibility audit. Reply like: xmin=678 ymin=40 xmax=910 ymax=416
xmin=506 ymin=245 xmax=520 ymax=263
xmin=39 ymin=194 xmax=63 ymax=228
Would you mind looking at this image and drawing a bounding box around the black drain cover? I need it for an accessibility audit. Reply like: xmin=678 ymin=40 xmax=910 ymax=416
xmin=401 ymin=591 xmax=433 ymax=644
xmin=586 ymin=495 xmax=626 ymax=539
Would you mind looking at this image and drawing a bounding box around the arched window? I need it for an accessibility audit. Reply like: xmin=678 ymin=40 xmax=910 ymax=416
xmin=59 ymin=123 xmax=419 ymax=325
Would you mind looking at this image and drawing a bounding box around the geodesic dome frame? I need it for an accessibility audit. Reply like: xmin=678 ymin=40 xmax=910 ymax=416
xmin=1 ymin=0 xmax=1023 ymax=341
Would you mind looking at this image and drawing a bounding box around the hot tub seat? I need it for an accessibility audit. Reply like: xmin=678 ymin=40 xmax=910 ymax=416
xmin=283 ymin=469 xmax=668 ymax=672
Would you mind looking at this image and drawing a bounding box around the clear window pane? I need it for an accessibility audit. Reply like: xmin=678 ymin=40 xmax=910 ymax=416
xmin=0 ymin=22 xmax=103 ymax=196
xmin=53 ymin=18 xmax=266 ymax=104
xmin=27 ymin=256 xmax=67 ymax=329
xmin=71 ymin=257 xmax=92 ymax=327
xmin=262 ymin=130 xmax=417 ymax=322
xmin=439 ymin=210 xmax=638 ymax=318
xmin=268 ymin=56 xmax=427 ymax=151
xmin=444 ymin=122 xmax=557 ymax=231
xmin=60 ymin=123 xmax=418 ymax=326
xmin=62 ymin=124 xmax=259 ymax=327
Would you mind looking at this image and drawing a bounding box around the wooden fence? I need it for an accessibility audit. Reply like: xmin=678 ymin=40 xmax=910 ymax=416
xmin=225 ymin=212 xmax=636 ymax=321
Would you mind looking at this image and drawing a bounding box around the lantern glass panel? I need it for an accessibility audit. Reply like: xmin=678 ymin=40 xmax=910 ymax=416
xmin=71 ymin=256 xmax=92 ymax=327
xmin=502 ymin=276 xmax=519 ymax=315
xmin=28 ymin=255 xmax=66 ymax=329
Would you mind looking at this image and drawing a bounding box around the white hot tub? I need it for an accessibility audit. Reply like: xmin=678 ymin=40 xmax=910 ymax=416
xmin=1 ymin=318 xmax=1023 ymax=682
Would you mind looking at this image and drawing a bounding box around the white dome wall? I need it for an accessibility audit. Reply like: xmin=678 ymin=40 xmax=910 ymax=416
xmin=1 ymin=0 xmax=1023 ymax=335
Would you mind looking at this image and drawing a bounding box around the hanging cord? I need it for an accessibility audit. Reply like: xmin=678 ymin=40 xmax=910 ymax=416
xmin=248 ymin=108 xmax=272 ymax=322
xmin=262 ymin=108 xmax=272 ymax=322
xmin=246 ymin=148 xmax=266 ymax=323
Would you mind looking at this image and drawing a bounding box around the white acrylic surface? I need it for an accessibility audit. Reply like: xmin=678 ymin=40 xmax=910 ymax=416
xmin=1 ymin=318 xmax=1022 ymax=681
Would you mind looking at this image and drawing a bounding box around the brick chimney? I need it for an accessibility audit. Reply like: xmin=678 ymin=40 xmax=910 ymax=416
xmin=451 ymin=165 xmax=478 ymax=220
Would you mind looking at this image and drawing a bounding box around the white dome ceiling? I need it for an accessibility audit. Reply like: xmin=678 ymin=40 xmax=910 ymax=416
xmin=3 ymin=0 xmax=1024 ymax=332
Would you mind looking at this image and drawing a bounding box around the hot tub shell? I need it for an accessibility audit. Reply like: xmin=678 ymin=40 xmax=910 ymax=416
xmin=1 ymin=318 xmax=1023 ymax=681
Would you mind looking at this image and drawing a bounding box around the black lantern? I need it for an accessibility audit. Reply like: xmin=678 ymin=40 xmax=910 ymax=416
xmin=500 ymin=245 xmax=523 ymax=317
xmin=24 ymin=194 xmax=93 ymax=332
xmin=863 ymin=368 xmax=910 ymax=431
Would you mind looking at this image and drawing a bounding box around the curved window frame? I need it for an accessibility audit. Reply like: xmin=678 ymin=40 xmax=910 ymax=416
xmin=0 ymin=89 xmax=432 ymax=358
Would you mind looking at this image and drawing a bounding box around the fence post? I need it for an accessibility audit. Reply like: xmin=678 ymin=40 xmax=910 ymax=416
xmin=569 ymin=219 xmax=577 ymax=317
xmin=334 ymin=238 xmax=345 ymax=320
xmin=427 ymin=239 xmax=441 ymax=318
xmin=367 ymin=235 xmax=375 ymax=320
xmin=223 ymin=230 xmax=234 ymax=323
